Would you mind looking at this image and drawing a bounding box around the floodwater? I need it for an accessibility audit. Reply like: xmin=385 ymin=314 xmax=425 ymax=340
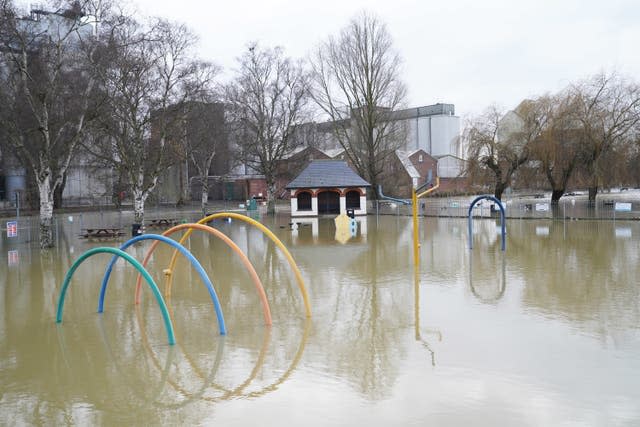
xmin=1 ymin=210 xmax=639 ymax=426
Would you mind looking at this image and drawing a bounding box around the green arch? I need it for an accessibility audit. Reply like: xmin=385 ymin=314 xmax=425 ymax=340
xmin=56 ymin=247 xmax=176 ymax=345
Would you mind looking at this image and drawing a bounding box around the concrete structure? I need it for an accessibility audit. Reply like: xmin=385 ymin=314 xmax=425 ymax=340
xmin=392 ymin=103 xmax=462 ymax=157
xmin=0 ymin=4 xmax=95 ymax=207
xmin=0 ymin=152 xmax=25 ymax=204
xmin=295 ymin=103 xmax=461 ymax=157
xmin=286 ymin=160 xmax=370 ymax=217
xmin=62 ymin=154 xmax=113 ymax=205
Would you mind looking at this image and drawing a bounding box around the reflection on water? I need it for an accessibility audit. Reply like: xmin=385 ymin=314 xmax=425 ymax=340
xmin=468 ymin=251 xmax=506 ymax=303
xmin=1 ymin=211 xmax=640 ymax=425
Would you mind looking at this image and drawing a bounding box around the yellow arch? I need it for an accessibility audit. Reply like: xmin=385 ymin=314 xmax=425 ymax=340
xmin=165 ymin=212 xmax=311 ymax=318
xmin=134 ymin=223 xmax=272 ymax=326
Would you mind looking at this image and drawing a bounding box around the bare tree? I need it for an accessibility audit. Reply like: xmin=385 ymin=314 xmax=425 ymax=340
xmin=465 ymin=101 xmax=548 ymax=201
xmin=88 ymin=15 xmax=203 ymax=224
xmin=0 ymin=0 xmax=104 ymax=248
xmin=182 ymin=99 xmax=227 ymax=216
xmin=226 ymin=42 xmax=310 ymax=214
xmin=571 ymin=72 xmax=640 ymax=203
xmin=310 ymin=12 xmax=407 ymax=197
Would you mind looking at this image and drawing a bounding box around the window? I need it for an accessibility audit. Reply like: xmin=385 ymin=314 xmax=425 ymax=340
xmin=345 ymin=190 xmax=360 ymax=209
xmin=418 ymin=154 xmax=424 ymax=163
xmin=297 ymin=191 xmax=312 ymax=211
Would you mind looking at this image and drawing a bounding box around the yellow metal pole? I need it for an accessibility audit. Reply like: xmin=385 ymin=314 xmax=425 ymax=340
xmin=413 ymin=177 xmax=440 ymax=270
xmin=416 ymin=176 xmax=440 ymax=199
xmin=412 ymin=188 xmax=419 ymax=269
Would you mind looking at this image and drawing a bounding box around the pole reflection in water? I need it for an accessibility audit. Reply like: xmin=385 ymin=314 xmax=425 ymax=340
xmin=414 ymin=267 xmax=441 ymax=367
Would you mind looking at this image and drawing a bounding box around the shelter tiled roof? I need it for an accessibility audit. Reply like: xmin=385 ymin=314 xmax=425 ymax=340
xmin=286 ymin=160 xmax=370 ymax=189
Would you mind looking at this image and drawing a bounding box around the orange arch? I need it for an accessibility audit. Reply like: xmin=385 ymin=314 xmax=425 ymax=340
xmin=165 ymin=213 xmax=311 ymax=318
xmin=134 ymin=223 xmax=272 ymax=326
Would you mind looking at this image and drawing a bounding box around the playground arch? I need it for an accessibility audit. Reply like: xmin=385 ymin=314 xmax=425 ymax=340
xmin=134 ymin=223 xmax=272 ymax=326
xmin=55 ymin=246 xmax=176 ymax=345
xmin=99 ymin=234 xmax=226 ymax=335
xmin=468 ymin=195 xmax=506 ymax=251
xmin=165 ymin=212 xmax=311 ymax=318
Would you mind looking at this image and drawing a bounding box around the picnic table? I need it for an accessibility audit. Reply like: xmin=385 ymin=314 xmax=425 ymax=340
xmin=147 ymin=218 xmax=179 ymax=228
xmin=80 ymin=227 xmax=124 ymax=239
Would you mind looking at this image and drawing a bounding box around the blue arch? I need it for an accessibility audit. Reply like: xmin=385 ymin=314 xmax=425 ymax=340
xmin=468 ymin=195 xmax=506 ymax=251
xmin=56 ymin=246 xmax=176 ymax=345
xmin=99 ymin=234 xmax=226 ymax=335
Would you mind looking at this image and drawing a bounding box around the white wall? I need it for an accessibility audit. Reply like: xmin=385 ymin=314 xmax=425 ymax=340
xmin=430 ymin=115 xmax=461 ymax=157
xmin=290 ymin=187 xmax=367 ymax=216
xmin=437 ymin=155 xmax=465 ymax=178
xmin=402 ymin=114 xmax=460 ymax=158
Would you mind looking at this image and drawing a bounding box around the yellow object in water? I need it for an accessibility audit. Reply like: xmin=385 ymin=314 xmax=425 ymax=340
xmin=334 ymin=214 xmax=352 ymax=244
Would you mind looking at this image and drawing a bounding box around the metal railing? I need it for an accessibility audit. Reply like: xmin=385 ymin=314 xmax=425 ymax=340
xmin=370 ymin=194 xmax=640 ymax=221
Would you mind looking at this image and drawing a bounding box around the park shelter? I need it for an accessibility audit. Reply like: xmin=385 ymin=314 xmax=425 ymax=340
xmin=286 ymin=160 xmax=370 ymax=217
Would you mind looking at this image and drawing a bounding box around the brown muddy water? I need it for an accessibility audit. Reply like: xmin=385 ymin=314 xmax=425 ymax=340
xmin=1 ymin=210 xmax=639 ymax=426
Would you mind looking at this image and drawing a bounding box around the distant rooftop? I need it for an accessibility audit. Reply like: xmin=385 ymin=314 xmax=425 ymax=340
xmin=297 ymin=103 xmax=456 ymax=131
xmin=286 ymin=160 xmax=370 ymax=189
xmin=390 ymin=103 xmax=456 ymax=121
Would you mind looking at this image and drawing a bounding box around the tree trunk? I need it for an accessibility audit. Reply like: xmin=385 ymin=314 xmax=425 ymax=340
xmin=551 ymin=189 xmax=565 ymax=204
xmin=53 ymin=173 xmax=66 ymax=209
xmin=177 ymin=160 xmax=189 ymax=206
xmin=369 ymin=175 xmax=380 ymax=200
xmin=201 ymin=178 xmax=209 ymax=217
xmin=38 ymin=176 xmax=55 ymax=249
xmin=133 ymin=189 xmax=147 ymax=224
xmin=588 ymin=186 xmax=598 ymax=204
xmin=266 ymin=180 xmax=276 ymax=215
xmin=493 ymin=182 xmax=506 ymax=201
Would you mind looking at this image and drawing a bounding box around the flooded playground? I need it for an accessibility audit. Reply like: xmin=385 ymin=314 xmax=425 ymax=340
xmin=1 ymin=209 xmax=640 ymax=425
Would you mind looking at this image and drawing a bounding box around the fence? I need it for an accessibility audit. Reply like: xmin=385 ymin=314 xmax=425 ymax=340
xmin=370 ymin=192 xmax=640 ymax=220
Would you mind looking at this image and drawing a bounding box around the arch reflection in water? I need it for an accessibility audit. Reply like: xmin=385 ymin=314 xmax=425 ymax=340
xmin=468 ymin=250 xmax=507 ymax=303
xmin=56 ymin=305 xmax=225 ymax=411
xmin=135 ymin=299 xmax=310 ymax=405
xmin=133 ymin=303 xmax=227 ymax=408
xmin=54 ymin=304 xmax=180 ymax=412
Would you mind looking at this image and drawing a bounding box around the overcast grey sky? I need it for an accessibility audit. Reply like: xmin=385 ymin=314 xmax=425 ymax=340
xmin=128 ymin=0 xmax=639 ymax=118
